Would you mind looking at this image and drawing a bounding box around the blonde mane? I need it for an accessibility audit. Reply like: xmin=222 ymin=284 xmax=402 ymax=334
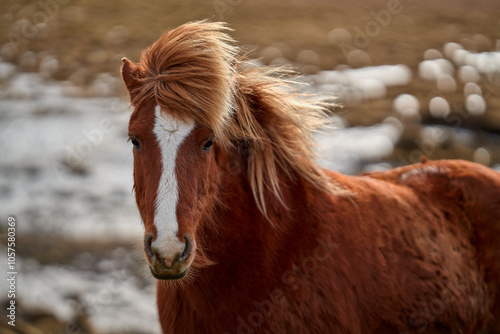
xmin=130 ymin=20 xmax=339 ymax=215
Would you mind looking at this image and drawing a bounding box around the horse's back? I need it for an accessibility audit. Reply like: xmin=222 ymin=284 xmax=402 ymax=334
xmin=323 ymin=159 xmax=500 ymax=333
xmin=365 ymin=159 xmax=500 ymax=280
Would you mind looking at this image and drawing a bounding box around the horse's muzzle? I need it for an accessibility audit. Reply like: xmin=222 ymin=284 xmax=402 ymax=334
xmin=144 ymin=233 xmax=194 ymax=280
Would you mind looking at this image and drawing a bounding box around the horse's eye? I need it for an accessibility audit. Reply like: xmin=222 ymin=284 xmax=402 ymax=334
xmin=129 ymin=137 xmax=140 ymax=149
xmin=203 ymin=137 xmax=214 ymax=152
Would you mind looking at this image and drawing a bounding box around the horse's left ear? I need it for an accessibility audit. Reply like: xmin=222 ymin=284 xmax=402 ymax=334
xmin=121 ymin=57 xmax=143 ymax=101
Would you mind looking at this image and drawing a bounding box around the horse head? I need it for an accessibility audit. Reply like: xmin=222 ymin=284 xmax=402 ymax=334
xmin=121 ymin=21 xmax=333 ymax=280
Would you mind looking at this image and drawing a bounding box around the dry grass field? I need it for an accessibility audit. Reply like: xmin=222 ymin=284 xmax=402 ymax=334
xmin=1 ymin=0 xmax=499 ymax=153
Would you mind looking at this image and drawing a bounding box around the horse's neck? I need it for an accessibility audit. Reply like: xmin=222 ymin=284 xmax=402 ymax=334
xmin=158 ymin=170 xmax=337 ymax=326
xmin=188 ymin=169 xmax=314 ymax=291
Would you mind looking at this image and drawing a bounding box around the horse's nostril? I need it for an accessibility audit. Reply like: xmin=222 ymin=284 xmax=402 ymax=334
xmin=180 ymin=234 xmax=193 ymax=260
xmin=145 ymin=234 xmax=155 ymax=259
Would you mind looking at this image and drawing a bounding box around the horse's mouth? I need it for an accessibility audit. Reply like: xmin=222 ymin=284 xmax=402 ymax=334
xmin=150 ymin=267 xmax=188 ymax=280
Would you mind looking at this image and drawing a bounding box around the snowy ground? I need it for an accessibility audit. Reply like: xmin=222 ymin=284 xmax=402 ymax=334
xmin=1 ymin=57 xmax=498 ymax=333
xmin=0 ymin=66 xmax=161 ymax=333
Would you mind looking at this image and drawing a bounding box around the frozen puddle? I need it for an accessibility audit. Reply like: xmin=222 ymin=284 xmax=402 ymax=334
xmin=315 ymin=117 xmax=401 ymax=174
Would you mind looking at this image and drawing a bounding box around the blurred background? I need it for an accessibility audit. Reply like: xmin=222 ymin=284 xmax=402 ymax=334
xmin=0 ymin=0 xmax=499 ymax=333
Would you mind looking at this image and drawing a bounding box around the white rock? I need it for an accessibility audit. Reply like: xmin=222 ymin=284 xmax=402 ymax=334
xmin=418 ymin=59 xmax=453 ymax=81
xmin=349 ymin=65 xmax=411 ymax=86
xmin=393 ymin=94 xmax=420 ymax=119
xmin=19 ymin=51 xmax=37 ymax=71
xmin=429 ymin=97 xmax=450 ymax=118
xmin=0 ymin=61 xmax=16 ymax=81
xmin=474 ymin=52 xmax=497 ymax=74
xmin=39 ymin=55 xmax=59 ymax=77
xmin=473 ymin=147 xmax=491 ymax=166
xmin=327 ymin=28 xmax=352 ymax=45
xmin=383 ymin=116 xmax=404 ymax=136
xmin=346 ymin=49 xmax=372 ymax=67
xmin=269 ymin=57 xmax=290 ymax=66
xmin=443 ymin=42 xmax=462 ymax=59
xmin=260 ymin=46 xmax=283 ymax=63
xmin=315 ymin=65 xmax=411 ymax=87
xmin=420 ymin=126 xmax=449 ymax=146
xmin=465 ymin=94 xmax=486 ymax=115
xmin=352 ymin=78 xmax=386 ymax=99
xmin=316 ymin=70 xmax=344 ymax=85
xmin=340 ymin=86 xmax=363 ymax=105
xmin=463 ymin=82 xmax=482 ymax=96
xmin=419 ymin=60 xmax=440 ymax=81
xmin=300 ymin=64 xmax=320 ymax=74
xmin=463 ymin=53 xmax=479 ymax=69
xmin=460 ymin=51 xmax=500 ymax=75
xmin=436 ymin=74 xmax=457 ymax=92
xmin=424 ymin=49 xmax=443 ymax=60
xmin=452 ymin=49 xmax=470 ymax=66
xmin=435 ymin=59 xmax=455 ymax=75
xmin=297 ymin=49 xmax=321 ymax=66
xmin=458 ymin=65 xmax=480 ymax=83
xmin=383 ymin=64 xmax=412 ymax=85
xmin=317 ymin=83 xmax=344 ymax=94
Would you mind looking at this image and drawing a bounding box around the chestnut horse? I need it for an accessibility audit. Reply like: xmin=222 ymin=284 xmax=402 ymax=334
xmin=121 ymin=21 xmax=500 ymax=333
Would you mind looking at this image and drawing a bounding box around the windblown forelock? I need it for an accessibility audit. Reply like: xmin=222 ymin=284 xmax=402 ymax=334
xmin=132 ymin=21 xmax=238 ymax=146
xmin=126 ymin=20 xmax=344 ymax=220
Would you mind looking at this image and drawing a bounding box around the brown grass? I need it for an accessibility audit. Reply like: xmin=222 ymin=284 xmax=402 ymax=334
xmin=1 ymin=0 xmax=498 ymax=78
xmin=0 ymin=0 xmax=498 ymax=162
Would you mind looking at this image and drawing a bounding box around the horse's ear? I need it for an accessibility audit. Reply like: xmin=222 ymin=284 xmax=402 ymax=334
xmin=121 ymin=57 xmax=143 ymax=101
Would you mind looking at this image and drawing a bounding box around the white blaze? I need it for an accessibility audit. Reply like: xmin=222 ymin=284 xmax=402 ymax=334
xmin=152 ymin=105 xmax=194 ymax=259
